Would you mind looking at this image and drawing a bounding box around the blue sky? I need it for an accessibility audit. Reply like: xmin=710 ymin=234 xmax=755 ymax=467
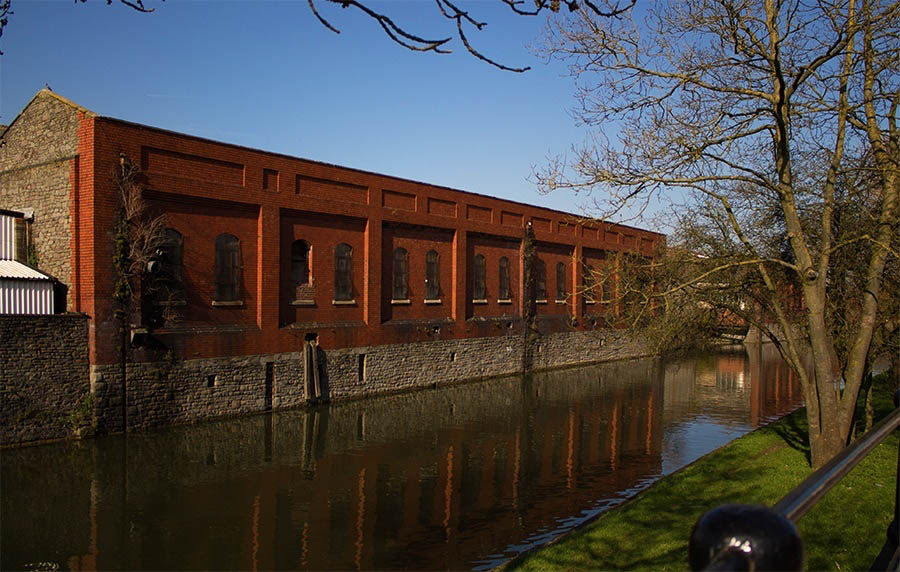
xmin=1 ymin=1 xmax=621 ymax=219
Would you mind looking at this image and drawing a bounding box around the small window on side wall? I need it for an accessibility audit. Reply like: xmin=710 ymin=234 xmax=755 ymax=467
xmin=392 ymin=247 xmax=409 ymax=300
xmin=159 ymin=228 xmax=184 ymax=300
xmin=473 ymin=254 xmax=486 ymax=300
xmin=534 ymin=258 xmax=546 ymax=300
xmin=584 ymin=263 xmax=596 ymax=303
xmin=425 ymin=250 xmax=440 ymax=300
xmin=334 ymin=243 xmax=353 ymax=301
xmin=214 ymin=233 xmax=241 ymax=302
xmin=291 ymin=240 xmax=311 ymax=287
xmin=498 ymin=257 xmax=510 ymax=300
xmin=556 ymin=261 xmax=567 ymax=300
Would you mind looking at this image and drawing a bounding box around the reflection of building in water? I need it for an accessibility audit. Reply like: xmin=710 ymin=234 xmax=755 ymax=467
xmin=3 ymin=360 xmax=666 ymax=571
xmin=746 ymin=341 xmax=803 ymax=427
xmin=661 ymin=346 xmax=802 ymax=434
xmin=659 ymin=346 xmax=803 ymax=476
xmin=714 ymin=354 xmax=746 ymax=390
xmin=1 ymin=353 xmax=803 ymax=572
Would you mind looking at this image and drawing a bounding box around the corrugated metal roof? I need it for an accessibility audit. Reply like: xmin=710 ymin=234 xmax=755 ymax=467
xmin=0 ymin=259 xmax=55 ymax=281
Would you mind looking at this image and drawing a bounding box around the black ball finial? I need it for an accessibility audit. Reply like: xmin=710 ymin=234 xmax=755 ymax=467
xmin=689 ymin=504 xmax=804 ymax=571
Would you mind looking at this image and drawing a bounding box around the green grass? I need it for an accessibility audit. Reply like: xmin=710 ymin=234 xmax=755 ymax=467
xmin=508 ymin=376 xmax=898 ymax=571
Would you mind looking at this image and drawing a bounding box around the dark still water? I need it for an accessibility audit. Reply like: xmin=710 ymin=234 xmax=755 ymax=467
xmin=1 ymin=344 xmax=801 ymax=571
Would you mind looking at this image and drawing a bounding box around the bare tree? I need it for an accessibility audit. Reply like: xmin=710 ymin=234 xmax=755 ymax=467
xmin=308 ymin=0 xmax=634 ymax=72
xmin=113 ymin=155 xmax=169 ymax=429
xmin=537 ymin=0 xmax=899 ymax=468
xmin=0 ymin=0 xmax=633 ymax=70
xmin=114 ymin=155 xmax=167 ymax=313
xmin=0 ymin=0 xmax=154 ymax=54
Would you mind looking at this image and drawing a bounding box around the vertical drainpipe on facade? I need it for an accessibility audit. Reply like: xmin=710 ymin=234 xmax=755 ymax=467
xmin=521 ymin=221 xmax=536 ymax=376
xmin=119 ymin=154 xmax=128 ymax=433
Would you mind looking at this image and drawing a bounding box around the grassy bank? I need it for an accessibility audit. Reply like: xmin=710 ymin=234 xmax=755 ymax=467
xmin=509 ymin=375 xmax=898 ymax=571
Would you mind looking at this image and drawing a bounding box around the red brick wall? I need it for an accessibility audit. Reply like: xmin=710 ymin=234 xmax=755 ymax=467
xmin=467 ymin=234 xmax=522 ymax=320
xmin=278 ymin=210 xmax=367 ymax=327
xmin=583 ymin=247 xmax=615 ymax=321
xmin=152 ymin=196 xmax=260 ymax=326
xmin=73 ymin=118 xmax=663 ymax=365
xmin=382 ymin=224 xmax=454 ymax=323
xmin=534 ymin=242 xmax=576 ymax=317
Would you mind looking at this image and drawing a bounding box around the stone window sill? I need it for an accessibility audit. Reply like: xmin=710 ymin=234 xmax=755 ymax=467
xmin=212 ymin=300 xmax=244 ymax=307
xmin=536 ymin=299 xmax=548 ymax=304
xmin=291 ymin=300 xmax=316 ymax=306
xmin=472 ymin=299 xmax=488 ymax=305
xmin=333 ymin=299 xmax=357 ymax=306
xmin=498 ymin=299 xmax=513 ymax=305
xmin=154 ymin=300 xmax=187 ymax=307
xmin=555 ymin=299 xmax=567 ymax=305
xmin=424 ymin=299 xmax=442 ymax=305
xmin=391 ymin=299 xmax=412 ymax=306
xmin=585 ymin=300 xmax=596 ymax=305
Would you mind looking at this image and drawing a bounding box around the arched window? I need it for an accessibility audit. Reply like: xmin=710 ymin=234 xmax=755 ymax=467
xmin=159 ymin=228 xmax=184 ymax=300
xmin=214 ymin=233 xmax=241 ymax=302
xmin=535 ymin=258 xmax=546 ymax=300
xmin=291 ymin=240 xmax=311 ymax=287
xmin=556 ymin=261 xmax=567 ymax=300
xmin=584 ymin=263 xmax=596 ymax=302
xmin=425 ymin=250 xmax=440 ymax=300
xmin=334 ymin=243 xmax=353 ymax=301
xmin=473 ymin=254 xmax=486 ymax=300
xmin=600 ymin=265 xmax=614 ymax=303
xmin=392 ymin=247 xmax=409 ymax=300
xmin=498 ymin=257 xmax=510 ymax=300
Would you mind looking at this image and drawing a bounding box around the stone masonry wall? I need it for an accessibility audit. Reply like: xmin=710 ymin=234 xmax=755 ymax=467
xmin=91 ymin=328 xmax=650 ymax=433
xmin=0 ymin=314 xmax=90 ymax=446
xmin=0 ymin=91 xmax=82 ymax=296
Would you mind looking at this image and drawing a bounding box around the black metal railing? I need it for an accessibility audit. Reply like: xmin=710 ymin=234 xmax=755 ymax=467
xmin=689 ymin=390 xmax=900 ymax=571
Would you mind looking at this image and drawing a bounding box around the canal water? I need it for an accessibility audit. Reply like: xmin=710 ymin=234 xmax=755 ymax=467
xmin=1 ymin=344 xmax=801 ymax=571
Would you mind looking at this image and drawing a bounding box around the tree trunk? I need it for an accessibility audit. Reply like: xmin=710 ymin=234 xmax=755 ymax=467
xmin=808 ymin=417 xmax=846 ymax=469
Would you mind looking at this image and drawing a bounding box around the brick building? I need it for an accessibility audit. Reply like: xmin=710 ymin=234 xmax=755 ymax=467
xmin=0 ymin=89 xmax=663 ymax=432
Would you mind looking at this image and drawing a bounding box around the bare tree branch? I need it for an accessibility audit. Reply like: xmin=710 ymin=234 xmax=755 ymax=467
xmin=308 ymin=0 xmax=341 ymax=35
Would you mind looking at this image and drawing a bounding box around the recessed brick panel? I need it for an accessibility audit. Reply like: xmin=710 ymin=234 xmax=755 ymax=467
xmin=382 ymin=189 xmax=416 ymax=212
xmin=531 ymin=217 xmax=552 ymax=233
xmin=382 ymin=224 xmax=454 ymax=323
xmin=280 ymin=210 xmax=367 ymax=327
xmin=467 ymin=233 xmax=521 ymax=319
xmin=558 ymin=221 xmax=576 ymax=236
xmin=467 ymin=205 xmax=492 ymax=224
xmin=295 ymin=174 xmax=368 ymax=204
xmin=427 ymin=197 xmax=457 ymax=218
xmin=263 ymin=168 xmax=279 ymax=191
xmin=141 ymin=147 xmax=245 ymax=187
xmin=501 ymin=210 xmax=523 ymax=228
